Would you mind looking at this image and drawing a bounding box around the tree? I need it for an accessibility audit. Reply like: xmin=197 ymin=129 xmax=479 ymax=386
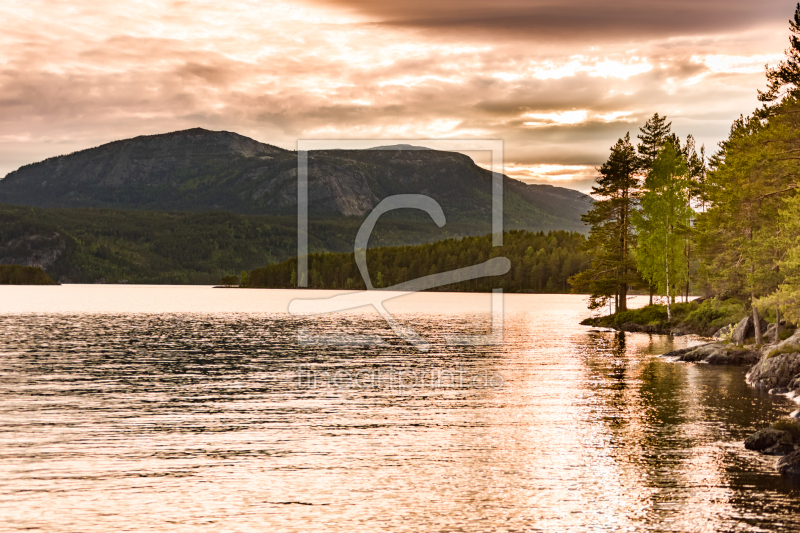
xmin=694 ymin=98 xmax=800 ymax=343
xmin=570 ymin=133 xmax=639 ymax=311
xmin=218 ymin=274 xmax=239 ymax=287
xmin=637 ymin=113 xmax=676 ymax=168
xmin=633 ymin=144 xmax=694 ymax=321
xmin=759 ymin=3 xmax=800 ymax=103
xmin=756 ymin=191 xmax=800 ymax=326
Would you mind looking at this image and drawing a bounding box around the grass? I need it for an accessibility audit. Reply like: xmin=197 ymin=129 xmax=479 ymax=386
xmin=617 ymin=298 xmax=747 ymax=331
xmin=585 ymin=297 xmax=750 ymax=335
xmin=766 ymin=344 xmax=800 ymax=359
xmin=772 ymin=419 xmax=800 ymax=440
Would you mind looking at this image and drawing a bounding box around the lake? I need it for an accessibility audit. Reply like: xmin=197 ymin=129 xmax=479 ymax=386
xmin=0 ymin=286 xmax=798 ymax=532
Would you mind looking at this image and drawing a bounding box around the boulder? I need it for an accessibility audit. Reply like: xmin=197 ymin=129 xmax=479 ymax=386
xmin=777 ymin=450 xmax=800 ymax=477
xmin=661 ymin=343 xmax=759 ymax=365
xmin=769 ymin=387 xmax=791 ymax=395
xmin=731 ymin=315 xmax=769 ymax=345
xmin=746 ymin=352 xmax=800 ymax=389
xmin=763 ymin=323 xmax=779 ymax=344
xmin=744 ymin=428 xmax=791 ymax=452
xmin=770 ymin=328 xmax=800 ymax=353
xmin=704 ymin=347 xmax=760 ymax=365
xmin=712 ymin=324 xmax=733 ymax=339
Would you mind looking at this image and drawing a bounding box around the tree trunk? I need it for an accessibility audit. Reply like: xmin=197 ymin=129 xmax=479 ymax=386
xmin=620 ymin=191 xmax=628 ymax=312
xmin=666 ymin=251 xmax=672 ymax=321
xmin=776 ymin=305 xmax=781 ymax=343
xmin=649 ymin=284 xmax=654 ymax=306
xmin=752 ymin=303 xmax=762 ymax=345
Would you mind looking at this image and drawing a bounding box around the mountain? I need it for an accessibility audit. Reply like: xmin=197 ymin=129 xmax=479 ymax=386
xmin=0 ymin=128 xmax=591 ymax=233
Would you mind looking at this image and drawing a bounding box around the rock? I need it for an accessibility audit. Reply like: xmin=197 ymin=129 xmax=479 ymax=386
xmin=746 ymin=352 xmax=800 ymax=390
xmin=777 ymin=450 xmax=800 ymax=476
xmin=770 ymin=329 xmax=800 ymax=353
xmin=713 ymin=324 xmax=733 ymax=339
xmin=769 ymin=387 xmax=791 ymax=395
xmin=732 ymin=315 xmax=769 ymax=345
xmin=661 ymin=342 xmax=759 ymax=365
xmin=763 ymin=323 xmax=779 ymax=344
xmin=620 ymin=322 xmax=659 ymax=333
xmin=744 ymin=428 xmax=794 ymax=452
xmin=704 ymin=347 xmax=760 ymax=365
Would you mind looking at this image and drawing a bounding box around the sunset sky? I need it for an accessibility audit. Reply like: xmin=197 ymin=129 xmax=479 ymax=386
xmin=0 ymin=0 xmax=793 ymax=192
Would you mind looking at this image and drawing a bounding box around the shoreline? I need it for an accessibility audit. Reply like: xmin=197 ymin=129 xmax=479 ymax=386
xmin=614 ymin=318 xmax=800 ymax=478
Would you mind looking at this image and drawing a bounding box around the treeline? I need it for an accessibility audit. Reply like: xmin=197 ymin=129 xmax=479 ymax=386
xmin=573 ymin=4 xmax=800 ymax=339
xmin=0 ymin=204 xmax=499 ymax=284
xmin=246 ymin=230 xmax=589 ymax=293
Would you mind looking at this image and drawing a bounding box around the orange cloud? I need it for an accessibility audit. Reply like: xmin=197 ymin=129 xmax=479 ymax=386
xmin=0 ymin=0 xmax=789 ymax=192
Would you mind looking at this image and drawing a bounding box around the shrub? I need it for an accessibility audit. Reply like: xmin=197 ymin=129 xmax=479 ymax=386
xmin=218 ymin=274 xmax=239 ymax=287
xmin=0 ymin=265 xmax=57 ymax=285
xmin=684 ymin=297 xmax=747 ymax=331
xmin=613 ymin=305 xmax=669 ymax=326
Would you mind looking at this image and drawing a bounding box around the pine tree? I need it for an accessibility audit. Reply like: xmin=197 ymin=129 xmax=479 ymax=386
xmin=570 ymin=133 xmax=639 ymax=311
xmin=756 ymin=191 xmax=800 ymax=325
xmin=637 ymin=113 xmax=674 ymax=167
xmin=759 ymin=3 xmax=800 ymax=103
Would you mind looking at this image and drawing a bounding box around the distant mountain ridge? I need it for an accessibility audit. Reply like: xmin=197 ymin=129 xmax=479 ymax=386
xmin=0 ymin=128 xmax=591 ymax=233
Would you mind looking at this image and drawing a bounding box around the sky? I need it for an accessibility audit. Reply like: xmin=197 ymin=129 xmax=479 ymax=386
xmin=0 ymin=0 xmax=794 ymax=192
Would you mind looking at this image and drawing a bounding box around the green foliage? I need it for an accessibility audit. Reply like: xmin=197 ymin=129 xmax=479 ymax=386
xmin=637 ymin=113 xmax=678 ymax=167
xmin=694 ymin=95 xmax=800 ymax=300
xmin=248 ymin=230 xmax=589 ymax=293
xmin=0 ymin=265 xmax=57 ymax=285
xmin=759 ymin=3 xmax=800 ymax=103
xmin=683 ymin=298 xmax=747 ymax=331
xmin=0 ymin=203 xmax=530 ymax=284
xmin=572 ymin=133 xmax=640 ymax=310
xmin=218 ymin=275 xmax=239 ymax=287
xmin=755 ymin=190 xmax=800 ymax=324
xmin=613 ymin=305 xmax=668 ymax=326
xmin=633 ymin=144 xmax=694 ymax=319
xmin=590 ymin=298 xmax=748 ymax=333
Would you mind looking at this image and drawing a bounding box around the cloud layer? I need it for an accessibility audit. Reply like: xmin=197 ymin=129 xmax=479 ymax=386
xmin=0 ymin=0 xmax=791 ymax=191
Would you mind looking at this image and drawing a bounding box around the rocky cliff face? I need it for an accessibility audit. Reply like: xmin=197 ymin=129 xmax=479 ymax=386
xmin=0 ymin=231 xmax=67 ymax=270
xmin=0 ymin=129 xmax=591 ymax=233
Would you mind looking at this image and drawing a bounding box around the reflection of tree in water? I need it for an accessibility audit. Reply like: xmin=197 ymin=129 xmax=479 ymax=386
xmin=577 ymin=328 xmax=800 ymax=528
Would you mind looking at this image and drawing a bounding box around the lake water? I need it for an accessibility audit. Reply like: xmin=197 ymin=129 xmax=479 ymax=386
xmin=1 ymin=286 xmax=798 ymax=532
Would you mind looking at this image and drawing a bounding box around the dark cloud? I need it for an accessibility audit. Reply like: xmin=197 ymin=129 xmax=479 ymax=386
xmin=309 ymin=0 xmax=789 ymax=40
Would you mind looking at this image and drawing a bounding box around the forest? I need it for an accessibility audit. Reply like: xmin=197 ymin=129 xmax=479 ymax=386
xmin=245 ymin=230 xmax=588 ymax=293
xmin=571 ymin=4 xmax=800 ymax=341
xmin=0 ymin=204 xmax=507 ymax=284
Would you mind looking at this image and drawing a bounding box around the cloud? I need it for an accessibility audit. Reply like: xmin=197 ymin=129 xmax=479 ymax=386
xmin=0 ymin=0 xmax=792 ymax=193
xmin=306 ymin=0 xmax=790 ymax=40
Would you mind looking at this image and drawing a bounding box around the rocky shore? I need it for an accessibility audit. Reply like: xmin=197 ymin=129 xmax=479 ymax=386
xmin=658 ymin=324 xmax=800 ymax=479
